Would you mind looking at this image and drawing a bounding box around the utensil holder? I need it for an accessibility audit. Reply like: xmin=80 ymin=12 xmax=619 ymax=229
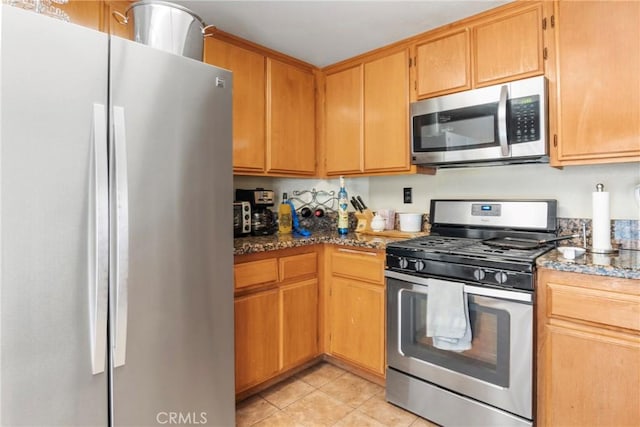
xmin=355 ymin=210 xmax=374 ymax=233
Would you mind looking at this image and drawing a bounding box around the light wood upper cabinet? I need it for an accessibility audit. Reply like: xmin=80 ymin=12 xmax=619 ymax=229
xmin=325 ymin=65 xmax=363 ymax=175
xmin=415 ymin=29 xmax=471 ymax=99
xmin=413 ymin=1 xmax=544 ymax=99
xmin=548 ymin=0 xmax=640 ymax=165
xmin=55 ymin=1 xmax=133 ymax=38
xmin=323 ymin=49 xmax=411 ymax=176
xmin=473 ymin=3 xmax=544 ymax=87
xmin=104 ymin=1 xmax=133 ymax=39
xmin=364 ymin=49 xmax=410 ymax=172
xmin=204 ymin=38 xmax=266 ymax=173
xmin=267 ymin=58 xmax=316 ymax=175
xmin=57 ymin=0 xmax=103 ymax=30
xmin=537 ymin=269 xmax=640 ymax=426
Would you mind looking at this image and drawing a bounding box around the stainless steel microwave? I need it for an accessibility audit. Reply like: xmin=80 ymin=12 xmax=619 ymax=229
xmin=410 ymin=76 xmax=548 ymax=168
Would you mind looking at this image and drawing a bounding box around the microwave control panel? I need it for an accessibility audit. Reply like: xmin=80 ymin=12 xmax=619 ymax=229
xmin=508 ymin=95 xmax=540 ymax=143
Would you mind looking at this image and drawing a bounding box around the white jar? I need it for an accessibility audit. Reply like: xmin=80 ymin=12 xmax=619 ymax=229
xmin=371 ymin=214 xmax=386 ymax=232
xmin=398 ymin=213 xmax=423 ymax=232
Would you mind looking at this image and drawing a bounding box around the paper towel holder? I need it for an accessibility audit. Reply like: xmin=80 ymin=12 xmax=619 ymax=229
xmin=587 ymin=183 xmax=619 ymax=255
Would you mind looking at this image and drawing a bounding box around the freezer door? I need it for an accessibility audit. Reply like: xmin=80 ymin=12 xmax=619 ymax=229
xmin=109 ymin=37 xmax=235 ymax=426
xmin=0 ymin=6 xmax=109 ymax=426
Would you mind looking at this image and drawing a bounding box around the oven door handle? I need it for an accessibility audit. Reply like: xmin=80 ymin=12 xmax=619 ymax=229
xmin=385 ymin=270 xmax=532 ymax=303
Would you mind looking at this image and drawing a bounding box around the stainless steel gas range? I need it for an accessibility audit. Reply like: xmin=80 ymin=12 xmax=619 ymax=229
xmin=385 ymin=199 xmax=559 ymax=427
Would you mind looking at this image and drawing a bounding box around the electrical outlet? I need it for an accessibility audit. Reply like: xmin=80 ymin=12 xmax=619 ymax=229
xmin=403 ymin=187 xmax=412 ymax=204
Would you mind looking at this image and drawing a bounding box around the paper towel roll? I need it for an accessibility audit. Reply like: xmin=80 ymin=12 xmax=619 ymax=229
xmin=592 ymin=185 xmax=612 ymax=251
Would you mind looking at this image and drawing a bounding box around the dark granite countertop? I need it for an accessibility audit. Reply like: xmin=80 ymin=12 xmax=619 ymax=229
xmin=233 ymin=231 xmax=405 ymax=256
xmin=537 ymin=248 xmax=640 ymax=280
xmin=236 ymin=232 xmax=640 ymax=280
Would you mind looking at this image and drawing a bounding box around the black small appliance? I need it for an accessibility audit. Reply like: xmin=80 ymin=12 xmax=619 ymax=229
xmin=235 ymin=188 xmax=276 ymax=236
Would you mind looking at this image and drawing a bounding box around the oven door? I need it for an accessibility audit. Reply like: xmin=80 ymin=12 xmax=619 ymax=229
xmin=386 ymin=270 xmax=533 ymax=419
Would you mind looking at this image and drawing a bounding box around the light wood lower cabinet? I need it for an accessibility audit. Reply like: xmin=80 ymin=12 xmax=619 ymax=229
xmin=281 ymin=279 xmax=318 ymax=370
xmin=326 ymin=246 xmax=386 ymax=377
xmin=537 ymin=269 xmax=640 ymax=426
xmin=233 ymin=248 xmax=319 ymax=395
xmin=234 ymin=289 xmax=279 ymax=392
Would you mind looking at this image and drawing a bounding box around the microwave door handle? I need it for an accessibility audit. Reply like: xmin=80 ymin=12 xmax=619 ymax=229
xmin=498 ymin=84 xmax=509 ymax=156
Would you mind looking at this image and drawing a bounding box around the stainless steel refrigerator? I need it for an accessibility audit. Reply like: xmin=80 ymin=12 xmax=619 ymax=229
xmin=0 ymin=5 xmax=234 ymax=426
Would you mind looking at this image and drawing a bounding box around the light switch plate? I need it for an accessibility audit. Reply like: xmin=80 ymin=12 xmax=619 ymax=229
xmin=403 ymin=187 xmax=412 ymax=204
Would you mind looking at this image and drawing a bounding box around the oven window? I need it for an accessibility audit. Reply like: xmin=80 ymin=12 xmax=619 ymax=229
xmin=412 ymin=103 xmax=499 ymax=152
xmin=399 ymin=291 xmax=510 ymax=387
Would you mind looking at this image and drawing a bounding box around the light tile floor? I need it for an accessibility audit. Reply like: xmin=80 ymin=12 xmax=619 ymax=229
xmin=236 ymin=362 xmax=439 ymax=427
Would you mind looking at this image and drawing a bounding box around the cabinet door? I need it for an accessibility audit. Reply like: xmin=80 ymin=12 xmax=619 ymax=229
xmin=204 ymin=39 xmax=266 ymax=172
xmin=234 ymin=289 xmax=279 ymax=392
xmin=330 ymin=277 xmax=385 ymax=375
xmin=58 ymin=0 xmax=103 ymax=30
xmin=325 ymin=65 xmax=363 ymax=175
xmin=416 ymin=29 xmax=471 ymax=98
xmin=552 ymin=1 xmax=640 ymax=164
xmin=281 ymin=279 xmax=319 ymax=370
xmin=363 ymin=49 xmax=410 ymax=172
xmin=104 ymin=1 xmax=133 ymax=40
xmin=473 ymin=3 xmax=544 ymax=86
xmin=267 ymin=58 xmax=316 ymax=175
xmin=544 ymin=325 xmax=640 ymax=426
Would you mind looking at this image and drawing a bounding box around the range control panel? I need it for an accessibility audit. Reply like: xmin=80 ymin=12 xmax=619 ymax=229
xmin=385 ymin=254 xmax=534 ymax=291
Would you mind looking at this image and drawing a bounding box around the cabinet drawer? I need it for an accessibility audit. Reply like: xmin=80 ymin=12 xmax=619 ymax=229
xmin=548 ymin=283 xmax=640 ymax=332
xmin=331 ymin=248 xmax=384 ymax=284
xmin=234 ymin=259 xmax=278 ymax=290
xmin=279 ymin=252 xmax=317 ymax=282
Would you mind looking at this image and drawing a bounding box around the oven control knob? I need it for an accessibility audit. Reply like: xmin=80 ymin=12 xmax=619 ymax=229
xmin=494 ymin=271 xmax=508 ymax=284
xmin=398 ymin=257 xmax=409 ymax=269
xmin=473 ymin=268 xmax=486 ymax=281
xmin=414 ymin=260 xmax=425 ymax=272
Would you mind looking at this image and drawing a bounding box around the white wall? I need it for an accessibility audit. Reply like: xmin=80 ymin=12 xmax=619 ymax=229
xmin=234 ymin=162 xmax=640 ymax=220
xmin=368 ymin=162 xmax=640 ymax=220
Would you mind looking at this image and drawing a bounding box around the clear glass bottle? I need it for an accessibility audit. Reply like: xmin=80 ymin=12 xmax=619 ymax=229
xmin=278 ymin=192 xmax=292 ymax=234
xmin=337 ymin=176 xmax=349 ymax=235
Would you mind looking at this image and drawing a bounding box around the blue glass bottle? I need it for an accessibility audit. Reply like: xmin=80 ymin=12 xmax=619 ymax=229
xmin=337 ymin=176 xmax=349 ymax=235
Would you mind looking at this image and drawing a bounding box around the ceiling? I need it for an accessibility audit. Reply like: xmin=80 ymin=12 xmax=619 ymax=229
xmin=175 ymin=1 xmax=511 ymax=67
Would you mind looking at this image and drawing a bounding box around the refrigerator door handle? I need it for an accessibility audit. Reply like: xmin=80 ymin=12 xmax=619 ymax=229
xmin=90 ymin=103 xmax=109 ymax=375
xmin=112 ymin=105 xmax=129 ymax=368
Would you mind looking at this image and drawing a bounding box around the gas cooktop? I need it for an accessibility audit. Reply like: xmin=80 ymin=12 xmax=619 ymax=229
xmin=385 ymin=199 xmax=559 ymax=291
xmin=388 ymin=235 xmax=554 ymax=263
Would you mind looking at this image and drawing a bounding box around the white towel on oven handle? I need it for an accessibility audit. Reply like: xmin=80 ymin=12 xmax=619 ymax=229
xmin=425 ymin=278 xmax=472 ymax=352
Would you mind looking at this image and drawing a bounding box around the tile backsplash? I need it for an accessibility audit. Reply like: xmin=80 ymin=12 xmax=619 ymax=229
xmin=557 ymin=218 xmax=639 ymax=250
